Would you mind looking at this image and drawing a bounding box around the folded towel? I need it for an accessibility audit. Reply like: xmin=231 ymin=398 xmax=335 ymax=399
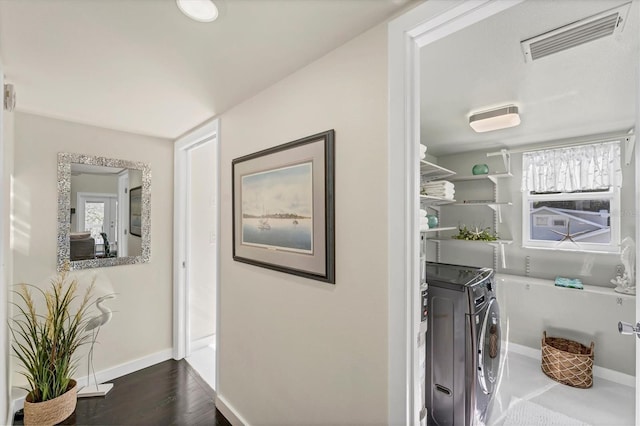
xmin=425 ymin=180 xmax=453 ymax=186
xmin=424 ymin=190 xmax=455 ymax=197
xmin=420 ymin=144 xmax=427 ymax=153
xmin=423 ymin=180 xmax=454 ymax=186
xmin=554 ymin=277 xmax=584 ymax=289
xmin=423 ymin=184 xmax=454 ymax=190
xmin=419 ymin=217 xmax=430 ymax=232
xmin=419 ymin=209 xmax=427 ymax=217
xmin=420 ymin=151 xmax=426 ymax=160
xmin=423 ymin=187 xmax=455 ymax=193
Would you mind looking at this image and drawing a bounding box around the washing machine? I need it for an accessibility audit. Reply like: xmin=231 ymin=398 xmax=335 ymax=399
xmin=425 ymin=262 xmax=501 ymax=426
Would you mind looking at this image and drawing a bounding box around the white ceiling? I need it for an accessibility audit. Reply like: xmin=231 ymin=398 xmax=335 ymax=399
xmin=0 ymin=0 xmax=414 ymax=140
xmin=420 ymin=0 xmax=639 ymax=157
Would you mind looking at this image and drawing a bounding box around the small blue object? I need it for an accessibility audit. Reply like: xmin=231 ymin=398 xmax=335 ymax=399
xmin=554 ymin=277 xmax=584 ymax=289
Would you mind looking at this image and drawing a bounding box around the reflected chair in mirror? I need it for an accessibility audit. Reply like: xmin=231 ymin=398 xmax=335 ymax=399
xmin=99 ymin=232 xmax=110 ymax=258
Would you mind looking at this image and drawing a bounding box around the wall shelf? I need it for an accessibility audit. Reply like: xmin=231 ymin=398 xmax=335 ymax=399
xmin=449 ymin=172 xmax=512 ymax=184
xmin=452 ymin=201 xmax=512 ymax=207
xmin=420 ymin=226 xmax=457 ymax=233
xmin=425 ymin=238 xmax=513 ymax=245
xmin=420 ymin=194 xmax=456 ymax=205
xmin=420 ymin=160 xmax=456 ymax=181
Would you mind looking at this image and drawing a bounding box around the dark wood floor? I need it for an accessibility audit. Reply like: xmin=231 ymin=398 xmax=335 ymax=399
xmin=14 ymin=359 xmax=232 ymax=425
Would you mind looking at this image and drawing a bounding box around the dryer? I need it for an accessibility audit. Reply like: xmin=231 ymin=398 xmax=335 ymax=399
xmin=425 ymin=262 xmax=501 ymax=426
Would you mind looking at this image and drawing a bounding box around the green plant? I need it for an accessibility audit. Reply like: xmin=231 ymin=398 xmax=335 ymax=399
xmin=452 ymin=225 xmax=499 ymax=241
xmin=10 ymin=271 xmax=95 ymax=402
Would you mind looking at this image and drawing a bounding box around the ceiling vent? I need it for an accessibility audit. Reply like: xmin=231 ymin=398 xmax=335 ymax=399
xmin=521 ymin=3 xmax=630 ymax=62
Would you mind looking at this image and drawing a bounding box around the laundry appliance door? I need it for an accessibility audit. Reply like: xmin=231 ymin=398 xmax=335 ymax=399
xmin=478 ymin=298 xmax=500 ymax=395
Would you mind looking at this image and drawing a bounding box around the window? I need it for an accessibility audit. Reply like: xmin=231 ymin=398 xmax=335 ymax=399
xmin=522 ymin=142 xmax=621 ymax=253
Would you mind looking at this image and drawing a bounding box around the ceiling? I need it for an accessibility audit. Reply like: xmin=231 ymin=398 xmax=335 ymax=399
xmin=420 ymin=0 xmax=639 ymax=157
xmin=0 ymin=0 xmax=415 ymax=140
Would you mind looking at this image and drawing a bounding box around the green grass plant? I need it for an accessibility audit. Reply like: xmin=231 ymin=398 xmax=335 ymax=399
xmin=10 ymin=271 xmax=95 ymax=402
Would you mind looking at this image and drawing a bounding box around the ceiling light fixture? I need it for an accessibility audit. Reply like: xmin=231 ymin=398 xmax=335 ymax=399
xmin=469 ymin=105 xmax=520 ymax=133
xmin=176 ymin=0 xmax=219 ymax=23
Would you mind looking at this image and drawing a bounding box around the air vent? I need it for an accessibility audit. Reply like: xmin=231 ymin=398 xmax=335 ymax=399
xmin=521 ymin=3 xmax=630 ymax=62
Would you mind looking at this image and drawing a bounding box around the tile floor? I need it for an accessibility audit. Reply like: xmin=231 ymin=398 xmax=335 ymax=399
xmin=186 ymin=343 xmax=217 ymax=391
xmin=487 ymin=350 xmax=634 ymax=426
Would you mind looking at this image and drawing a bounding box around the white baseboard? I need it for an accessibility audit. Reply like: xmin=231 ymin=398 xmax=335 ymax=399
xmin=506 ymin=341 xmax=635 ymax=387
xmin=10 ymin=348 xmax=173 ymax=418
xmin=216 ymin=394 xmax=250 ymax=426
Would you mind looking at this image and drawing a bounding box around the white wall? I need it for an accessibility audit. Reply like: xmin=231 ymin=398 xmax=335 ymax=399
xmin=431 ymin=146 xmax=635 ymax=287
xmin=496 ymin=273 xmax=635 ymax=376
xmin=1 ymin=80 xmax=15 ymax=423
xmin=11 ymin=112 xmax=174 ymax=386
xmin=218 ymin=22 xmax=389 ymax=425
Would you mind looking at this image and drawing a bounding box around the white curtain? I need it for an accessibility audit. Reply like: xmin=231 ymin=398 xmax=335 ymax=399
xmin=522 ymin=141 xmax=622 ymax=193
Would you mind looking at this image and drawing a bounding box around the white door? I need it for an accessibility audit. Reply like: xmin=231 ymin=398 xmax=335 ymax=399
xmin=173 ymin=119 xmax=220 ymax=393
xmin=77 ymin=192 xmax=117 ymax=252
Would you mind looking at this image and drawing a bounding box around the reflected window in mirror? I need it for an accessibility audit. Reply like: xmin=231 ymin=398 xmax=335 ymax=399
xmin=58 ymin=153 xmax=150 ymax=270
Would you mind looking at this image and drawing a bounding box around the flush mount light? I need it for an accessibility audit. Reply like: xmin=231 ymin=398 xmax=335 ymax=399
xmin=469 ymin=105 xmax=520 ymax=133
xmin=176 ymin=0 xmax=219 ymax=22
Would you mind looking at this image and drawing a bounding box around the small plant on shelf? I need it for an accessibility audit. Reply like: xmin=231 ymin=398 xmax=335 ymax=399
xmin=452 ymin=225 xmax=499 ymax=241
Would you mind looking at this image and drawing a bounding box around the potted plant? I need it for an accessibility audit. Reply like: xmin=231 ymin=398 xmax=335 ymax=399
xmin=10 ymin=270 xmax=95 ymax=425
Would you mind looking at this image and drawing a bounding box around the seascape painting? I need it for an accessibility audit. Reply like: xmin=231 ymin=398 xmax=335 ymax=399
xmin=232 ymin=129 xmax=334 ymax=283
xmin=241 ymin=162 xmax=313 ymax=253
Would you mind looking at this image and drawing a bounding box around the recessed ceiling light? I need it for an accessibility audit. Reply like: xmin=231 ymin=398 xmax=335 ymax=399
xmin=469 ymin=105 xmax=520 ymax=133
xmin=176 ymin=0 xmax=219 ymax=23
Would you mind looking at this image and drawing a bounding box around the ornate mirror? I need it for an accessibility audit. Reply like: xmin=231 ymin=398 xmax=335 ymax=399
xmin=57 ymin=152 xmax=151 ymax=270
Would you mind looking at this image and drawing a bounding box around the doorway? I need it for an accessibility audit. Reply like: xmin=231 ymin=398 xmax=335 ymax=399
xmin=388 ymin=1 xmax=640 ymax=425
xmin=76 ymin=192 xmax=117 ymax=255
xmin=173 ymin=119 xmax=220 ymax=392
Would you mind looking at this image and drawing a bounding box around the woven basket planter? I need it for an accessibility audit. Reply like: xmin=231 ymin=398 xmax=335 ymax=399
xmin=24 ymin=379 xmax=77 ymax=426
xmin=541 ymin=332 xmax=594 ymax=389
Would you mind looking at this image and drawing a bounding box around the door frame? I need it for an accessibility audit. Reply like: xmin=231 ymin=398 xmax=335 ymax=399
xmin=173 ymin=118 xmax=220 ymax=379
xmin=75 ymin=192 xmax=117 ymax=241
xmin=388 ymin=1 xmax=528 ymax=424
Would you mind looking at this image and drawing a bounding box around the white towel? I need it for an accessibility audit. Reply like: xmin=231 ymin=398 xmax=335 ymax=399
xmin=420 ymin=151 xmax=426 ymax=160
xmin=424 ymin=189 xmax=454 ymax=197
xmin=422 ymin=187 xmax=455 ymax=194
xmin=423 ymin=181 xmax=454 ymax=189
xmin=420 ymin=144 xmax=427 ymax=153
xmin=420 ymin=217 xmax=430 ymax=232
xmin=419 ymin=209 xmax=427 ymax=217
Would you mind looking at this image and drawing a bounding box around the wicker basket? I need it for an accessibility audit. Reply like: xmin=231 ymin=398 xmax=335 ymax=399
xmin=24 ymin=379 xmax=77 ymax=425
xmin=541 ymin=332 xmax=594 ymax=389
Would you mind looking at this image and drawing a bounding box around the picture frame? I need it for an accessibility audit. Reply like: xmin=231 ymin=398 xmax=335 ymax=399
xmin=129 ymin=186 xmax=142 ymax=237
xmin=232 ymin=130 xmax=335 ymax=283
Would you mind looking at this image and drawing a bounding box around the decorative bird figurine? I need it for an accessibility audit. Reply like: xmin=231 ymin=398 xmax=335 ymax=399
xmin=85 ymin=294 xmax=115 ymax=332
xmin=78 ymin=293 xmax=116 ymax=398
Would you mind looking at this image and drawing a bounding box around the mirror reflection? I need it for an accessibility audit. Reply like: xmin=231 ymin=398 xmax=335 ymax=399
xmin=58 ymin=153 xmax=150 ymax=270
xmin=69 ymin=163 xmax=142 ymax=261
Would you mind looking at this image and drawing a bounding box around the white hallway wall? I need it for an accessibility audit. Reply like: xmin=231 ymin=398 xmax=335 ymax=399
xmin=11 ymin=112 xmax=174 ymax=386
xmin=218 ymin=21 xmax=389 ymax=425
xmin=1 ymin=81 xmax=15 ymax=423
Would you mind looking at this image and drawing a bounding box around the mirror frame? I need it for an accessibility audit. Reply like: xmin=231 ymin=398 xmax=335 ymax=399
xmin=57 ymin=152 xmax=151 ymax=270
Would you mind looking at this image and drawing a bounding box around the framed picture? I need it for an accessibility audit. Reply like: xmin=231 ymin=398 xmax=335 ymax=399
xmin=232 ymin=130 xmax=335 ymax=283
xmin=129 ymin=186 xmax=142 ymax=237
